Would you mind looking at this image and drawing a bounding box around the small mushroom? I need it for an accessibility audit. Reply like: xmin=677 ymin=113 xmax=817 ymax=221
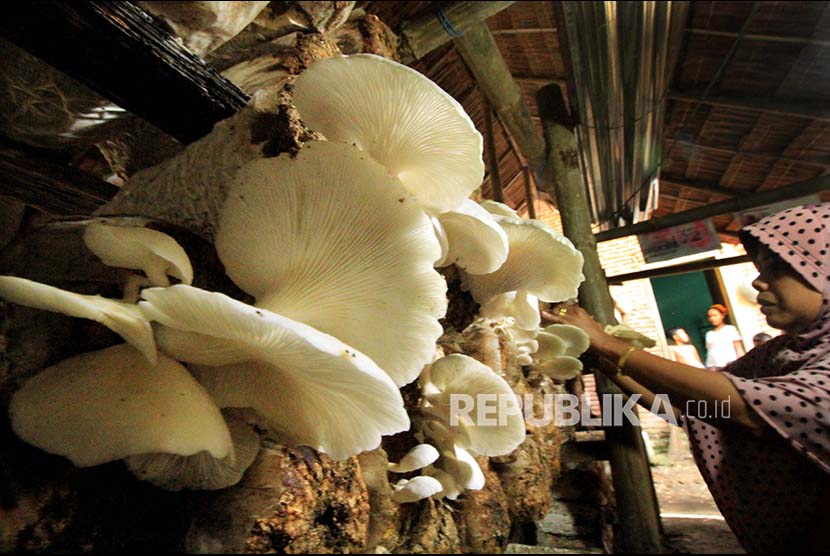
xmin=138 ymin=284 xmax=410 ymax=460
xmin=534 ymin=331 xmax=583 ymax=381
xmin=435 ymin=199 xmax=509 ymax=274
xmin=293 ymin=54 xmax=484 ymax=213
xmin=604 ymin=323 xmax=657 ymax=348
xmin=215 ymin=141 xmax=447 ymax=386
xmin=10 ymin=344 xmax=232 ymax=473
xmin=0 ymin=275 xmax=156 ymax=363
xmin=83 ymin=222 xmax=193 ymax=287
xmin=390 ymin=476 xmax=444 ymax=503
xmin=388 ymin=443 xmax=440 ymax=473
xmin=542 ymin=323 xmax=591 ymax=357
xmin=478 ymin=290 xmax=541 ymax=332
xmin=420 ymin=354 xmax=525 ymax=457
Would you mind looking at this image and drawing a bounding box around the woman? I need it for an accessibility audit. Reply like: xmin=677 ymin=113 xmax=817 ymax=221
xmin=550 ymin=203 xmax=830 ymax=553
xmin=666 ymin=327 xmax=704 ymax=368
xmin=704 ymin=303 xmax=745 ymax=369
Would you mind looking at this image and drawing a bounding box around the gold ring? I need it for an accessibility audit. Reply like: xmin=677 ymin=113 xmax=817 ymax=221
xmin=558 ymin=307 xmax=568 ymax=318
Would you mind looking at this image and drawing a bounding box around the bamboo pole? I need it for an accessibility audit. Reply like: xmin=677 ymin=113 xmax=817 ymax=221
xmin=537 ymin=83 xmax=663 ymax=554
xmin=595 ymin=174 xmax=830 ymax=242
xmin=398 ymin=1 xmax=515 ymax=62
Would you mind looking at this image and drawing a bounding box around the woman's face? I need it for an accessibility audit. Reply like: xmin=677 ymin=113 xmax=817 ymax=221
xmin=752 ymin=248 xmax=823 ymax=333
xmin=707 ymin=309 xmax=724 ymax=327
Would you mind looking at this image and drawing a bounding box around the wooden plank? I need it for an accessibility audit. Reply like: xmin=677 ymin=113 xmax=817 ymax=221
xmin=607 ymin=255 xmax=752 ymax=285
xmin=595 ymin=174 xmax=830 ymax=242
xmin=536 ymin=82 xmax=663 ymax=554
xmin=0 ymin=136 xmax=118 ymax=215
xmin=483 ymin=102 xmax=505 ymax=202
xmin=0 ymin=2 xmax=249 ymax=144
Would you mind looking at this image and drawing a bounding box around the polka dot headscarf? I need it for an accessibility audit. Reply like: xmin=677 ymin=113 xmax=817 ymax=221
xmin=684 ymin=202 xmax=830 ymax=552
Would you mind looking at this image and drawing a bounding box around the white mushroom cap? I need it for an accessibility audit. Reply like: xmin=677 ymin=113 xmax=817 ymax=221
xmin=124 ymin=416 xmax=260 ymax=491
xmin=216 ymin=141 xmax=447 ymax=386
xmin=390 ymin=476 xmax=444 ymax=504
xmin=388 ymin=443 xmax=440 ymax=473
xmin=437 ymin=444 xmax=486 ymax=491
xmin=293 ymin=54 xmax=484 ymax=213
xmin=478 ymin=290 xmax=541 ymax=331
xmin=420 ymin=354 xmax=525 ymax=457
xmin=138 ymin=285 xmax=410 ymax=460
xmin=436 ymin=199 xmax=509 ymax=274
xmin=534 ymin=331 xmax=583 ymax=381
xmin=430 ymin=215 xmax=450 ymax=267
xmin=83 ymin=222 xmax=193 ymax=287
xmin=0 ymin=276 xmax=156 ymax=363
xmin=480 ymin=200 xmax=519 ymax=219
xmin=423 ymin=466 xmax=461 ymax=500
xmin=464 ymin=217 xmax=585 ymax=304
xmin=9 ymin=344 xmax=231 ymax=467
xmin=541 ymin=324 xmax=591 ymax=357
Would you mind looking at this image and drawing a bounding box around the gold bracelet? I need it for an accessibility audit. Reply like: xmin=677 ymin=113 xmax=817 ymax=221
xmin=615 ymin=345 xmax=640 ymax=376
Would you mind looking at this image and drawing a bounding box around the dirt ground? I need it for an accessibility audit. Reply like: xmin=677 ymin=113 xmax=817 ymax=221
xmin=651 ymin=430 xmax=745 ymax=554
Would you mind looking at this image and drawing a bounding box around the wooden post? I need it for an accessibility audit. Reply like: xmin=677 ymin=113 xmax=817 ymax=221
xmin=399 ymin=1 xmax=515 ymax=62
xmin=454 ymin=23 xmax=558 ymax=201
xmin=537 ymin=84 xmax=663 ymax=553
xmin=483 ymin=102 xmax=505 ymax=203
xmin=523 ymin=166 xmax=537 ymax=219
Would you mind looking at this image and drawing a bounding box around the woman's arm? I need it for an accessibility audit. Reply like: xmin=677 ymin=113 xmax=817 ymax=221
xmin=553 ymin=304 xmax=763 ymax=430
xmin=733 ymin=339 xmax=746 ymax=358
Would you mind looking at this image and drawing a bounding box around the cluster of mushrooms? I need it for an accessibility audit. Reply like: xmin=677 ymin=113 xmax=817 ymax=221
xmin=0 ymin=55 xmax=588 ymax=502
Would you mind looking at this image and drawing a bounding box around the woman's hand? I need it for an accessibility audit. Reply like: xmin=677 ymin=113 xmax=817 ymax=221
xmin=543 ymin=302 xmax=623 ymax=357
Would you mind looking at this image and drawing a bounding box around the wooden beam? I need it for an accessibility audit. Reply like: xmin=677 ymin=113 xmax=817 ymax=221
xmin=399 ymin=1 xmax=515 ymax=62
xmin=454 ymin=23 xmax=557 ymax=203
xmin=595 ymin=174 xmax=830 ymax=242
xmin=0 ymin=135 xmax=118 ymax=215
xmin=666 ymin=139 xmax=830 ymax=170
xmin=661 ymin=176 xmax=748 ymax=197
xmin=685 ymin=27 xmax=830 ymax=48
xmin=536 ymin=82 xmax=663 ymax=554
xmin=0 ymin=2 xmax=249 ymax=144
xmin=607 ymin=255 xmax=752 ymax=285
xmin=514 ymin=75 xmax=568 ymax=87
xmin=667 ymin=91 xmax=830 ymax=122
xmin=491 ymin=27 xmax=556 ymax=35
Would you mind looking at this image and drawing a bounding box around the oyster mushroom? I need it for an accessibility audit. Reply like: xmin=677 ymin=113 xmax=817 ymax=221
xmin=533 ymin=324 xmax=591 ymax=381
xmin=388 ymin=443 xmax=440 ymax=473
xmin=0 ymin=275 xmax=156 ymax=363
xmin=464 ymin=216 xmax=585 ymax=305
xmin=435 ymin=199 xmax=509 ymax=274
xmin=390 ymin=476 xmax=444 ymax=503
xmin=215 ymin=141 xmax=447 ymax=387
xmin=9 ymin=344 xmax=253 ymax=490
xmin=138 ymin=285 xmax=410 ymax=460
xmin=293 ymin=54 xmax=484 ymax=214
xmin=83 ymin=222 xmax=193 ymax=287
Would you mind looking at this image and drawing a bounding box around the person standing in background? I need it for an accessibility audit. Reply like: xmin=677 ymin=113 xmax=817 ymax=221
xmin=666 ymin=327 xmax=704 ymax=367
xmin=704 ymin=304 xmax=745 ymax=370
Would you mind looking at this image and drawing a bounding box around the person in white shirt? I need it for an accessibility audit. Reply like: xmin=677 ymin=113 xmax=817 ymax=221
xmin=704 ymin=303 xmax=745 ymax=369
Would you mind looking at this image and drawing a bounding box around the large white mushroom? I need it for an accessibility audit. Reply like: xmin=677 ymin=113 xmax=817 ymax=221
xmin=8 ymin=344 xmax=251 ymax=489
xmin=434 ymin=199 xmax=509 ymax=274
xmin=293 ymin=54 xmax=484 ymax=214
xmin=0 ymin=276 xmax=156 ymax=363
xmin=215 ymin=141 xmax=447 ymax=387
xmin=464 ymin=216 xmax=585 ymax=306
xmin=138 ymin=285 xmax=410 ymax=460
